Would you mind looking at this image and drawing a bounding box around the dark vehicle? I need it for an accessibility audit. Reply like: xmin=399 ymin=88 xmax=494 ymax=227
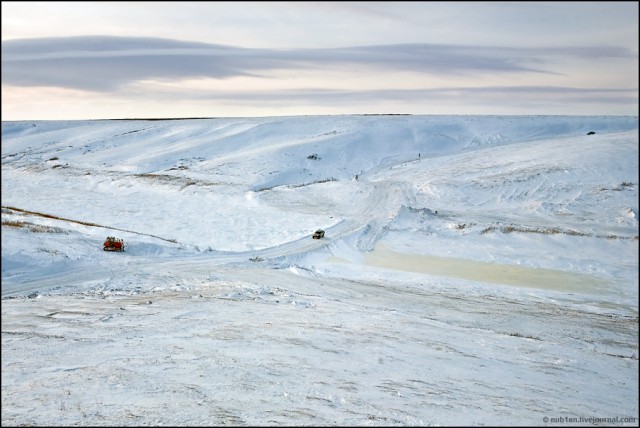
xmin=312 ymin=229 xmax=325 ymax=239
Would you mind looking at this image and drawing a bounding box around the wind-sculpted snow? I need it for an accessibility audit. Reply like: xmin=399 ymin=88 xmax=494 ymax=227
xmin=2 ymin=115 xmax=638 ymax=426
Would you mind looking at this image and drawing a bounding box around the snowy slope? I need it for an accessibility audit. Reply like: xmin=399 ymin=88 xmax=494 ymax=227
xmin=2 ymin=115 xmax=638 ymax=426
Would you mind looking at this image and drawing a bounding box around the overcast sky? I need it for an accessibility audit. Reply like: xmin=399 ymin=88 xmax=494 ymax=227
xmin=2 ymin=1 xmax=638 ymax=120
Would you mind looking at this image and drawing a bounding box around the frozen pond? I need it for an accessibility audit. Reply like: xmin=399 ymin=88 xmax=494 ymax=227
xmin=363 ymin=243 xmax=610 ymax=294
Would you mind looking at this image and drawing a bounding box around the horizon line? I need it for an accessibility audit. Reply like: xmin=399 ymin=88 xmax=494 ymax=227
xmin=3 ymin=113 xmax=639 ymax=123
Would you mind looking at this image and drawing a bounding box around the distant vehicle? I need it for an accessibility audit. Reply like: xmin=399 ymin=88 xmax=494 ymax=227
xmin=103 ymin=236 xmax=125 ymax=252
xmin=312 ymin=229 xmax=325 ymax=239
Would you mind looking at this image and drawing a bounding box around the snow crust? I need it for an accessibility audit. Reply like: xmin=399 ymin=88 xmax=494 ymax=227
xmin=2 ymin=115 xmax=638 ymax=426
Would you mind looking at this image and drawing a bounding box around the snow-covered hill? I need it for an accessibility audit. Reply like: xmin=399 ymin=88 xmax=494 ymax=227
xmin=2 ymin=115 xmax=638 ymax=426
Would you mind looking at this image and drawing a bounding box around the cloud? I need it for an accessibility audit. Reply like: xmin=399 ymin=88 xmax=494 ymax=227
xmin=3 ymin=36 xmax=635 ymax=93
xmin=123 ymin=84 xmax=637 ymax=107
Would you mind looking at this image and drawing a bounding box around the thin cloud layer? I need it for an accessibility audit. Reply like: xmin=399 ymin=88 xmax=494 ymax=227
xmin=2 ymin=35 xmax=638 ymax=119
xmin=3 ymin=35 xmax=635 ymax=92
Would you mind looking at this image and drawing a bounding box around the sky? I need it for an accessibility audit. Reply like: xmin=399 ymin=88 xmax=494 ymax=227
xmin=2 ymin=115 xmax=638 ymax=425
xmin=1 ymin=1 xmax=639 ymax=120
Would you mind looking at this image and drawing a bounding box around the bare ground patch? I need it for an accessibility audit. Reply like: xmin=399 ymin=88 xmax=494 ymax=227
xmin=480 ymin=224 xmax=638 ymax=240
xmin=1 ymin=220 xmax=68 ymax=234
xmin=132 ymin=173 xmax=225 ymax=190
xmin=1 ymin=206 xmax=177 ymax=243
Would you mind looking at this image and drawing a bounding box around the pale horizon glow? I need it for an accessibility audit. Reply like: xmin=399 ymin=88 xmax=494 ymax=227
xmin=1 ymin=1 xmax=638 ymax=120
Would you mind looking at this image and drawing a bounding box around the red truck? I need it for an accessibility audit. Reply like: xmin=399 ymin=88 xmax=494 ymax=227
xmin=103 ymin=236 xmax=125 ymax=252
